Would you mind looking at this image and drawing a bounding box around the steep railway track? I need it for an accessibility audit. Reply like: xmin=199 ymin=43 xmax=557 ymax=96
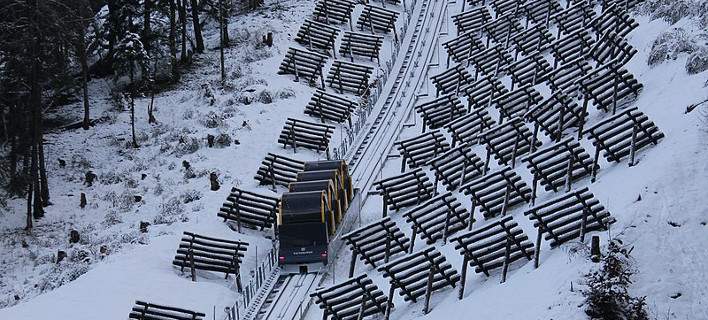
xmin=347 ymin=0 xmax=450 ymax=199
xmin=247 ymin=0 xmax=451 ymax=319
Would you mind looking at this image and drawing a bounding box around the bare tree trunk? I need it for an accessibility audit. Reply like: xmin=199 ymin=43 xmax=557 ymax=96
xmin=24 ymin=151 xmax=32 ymax=230
xmin=29 ymin=6 xmax=44 ymax=220
xmin=219 ymin=0 xmax=225 ymax=83
xmin=148 ymin=61 xmax=157 ymax=124
xmin=131 ymin=95 xmax=138 ymax=148
xmin=0 ymin=103 xmax=6 ymax=141
xmin=78 ymin=38 xmax=90 ymax=130
xmin=190 ymin=0 xmax=204 ymax=53
xmin=168 ymin=0 xmax=178 ymax=79
xmin=129 ymin=65 xmax=139 ymax=148
xmin=143 ymin=0 xmax=152 ymax=52
xmin=178 ymin=0 xmax=188 ymax=63
xmin=31 ymin=142 xmax=43 ymax=219
xmin=38 ymin=138 xmax=49 ymax=206
xmin=222 ymin=0 xmax=230 ymax=46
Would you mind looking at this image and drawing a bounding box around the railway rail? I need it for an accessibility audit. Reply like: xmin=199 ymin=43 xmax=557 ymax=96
xmin=243 ymin=0 xmax=452 ymax=319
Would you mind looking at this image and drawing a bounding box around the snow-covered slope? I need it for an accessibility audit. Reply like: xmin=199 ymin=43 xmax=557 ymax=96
xmin=1 ymin=0 xmax=707 ymax=319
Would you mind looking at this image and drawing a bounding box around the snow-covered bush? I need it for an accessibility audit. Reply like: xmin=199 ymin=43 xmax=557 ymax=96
xmin=686 ymin=47 xmax=708 ymax=74
xmin=174 ymin=133 xmax=200 ymax=155
xmin=583 ymin=239 xmax=649 ymax=320
xmin=214 ymin=133 xmax=232 ymax=147
xmin=235 ymin=92 xmax=255 ymax=105
xmin=640 ymin=0 xmax=696 ymax=24
xmin=102 ymin=189 xmax=135 ymax=212
xmin=242 ymin=46 xmax=272 ymax=63
xmin=102 ymin=210 xmax=122 ymax=226
xmin=640 ymin=0 xmax=708 ymax=24
xmin=199 ymin=83 xmax=217 ymax=106
xmin=199 ymin=110 xmax=226 ymax=128
xmin=648 ymin=28 xmax=698 ymax=66
xmin=182 ymin=107 xmax=195 ymax=120
xmin=277 ymin=88 xmax=296 ymax=99
xmin=35 ymin=263 xmax=90 ymax=294
xmin=231 ymin=64 xmax=251 ymax=80
xmin=153 ymin=196 xmax=185 ymax=225
xmin=99 ymin=170 xmax=123 ymax=185
xmin=257 ymin=90 xmax=274 ymax=104
xmin=180 ymin=189 xmax=202 ymax=204
xmin=70 ymin=154 xmax=92 ymax=169
xmin=153 ymin=182 xmax=164 ymax=196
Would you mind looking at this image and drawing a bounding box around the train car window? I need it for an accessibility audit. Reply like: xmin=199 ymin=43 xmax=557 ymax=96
xmin=279 ymin=222 xmax=327 ymax=247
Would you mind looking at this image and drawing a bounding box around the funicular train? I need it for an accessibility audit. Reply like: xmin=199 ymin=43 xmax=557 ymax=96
xmin=277 ymin=160 xmax=356 ymax=273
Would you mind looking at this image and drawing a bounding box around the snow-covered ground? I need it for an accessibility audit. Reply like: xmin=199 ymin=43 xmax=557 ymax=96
xmin=1 ymin=0 xmax=707 ymax=319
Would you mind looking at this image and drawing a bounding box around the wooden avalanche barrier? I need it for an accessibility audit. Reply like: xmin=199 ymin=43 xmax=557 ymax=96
xmin=460 ymin=166 xmax=532 ymax=219
xmin=492 ymin=84 xmax=544 ymax=121
xmin=278 ymin=117 xmax=336 ymax=154
xmin=327 ymin=60 xmax=374 ymax=95
xmin=172 ymin=232 xmax=248 ymax=291
xmin=443 ymin=32 xmax=486 ymax=66
xmin=378 ymin=246 xmax=460 ymax=315
xmin=415 ymin=93 xmax=468 ymax=132
xmin=451 ymin=6 xmax=492 ymax=35
xmin=445 ymin=107 xmax=497 ymax=147
xmin=451 ymin=216 xmax=534 ymax=298
xmin=551 ymin=2 xmax=596 ymax=37
xmin=550 ymin=29 xmax=595 ymax=67
xmin=278 ymin=47 xmax=328 ymax=87
xmin=311 ymin=274 xmax=390 ymax=320
xmin=304 ymin=90 xmax=358 ymax=124
xmin=343 ymin=216 xmax=411 ymax=277
xmin=356 ymin=5 xmax=400 ymax=40
xmin=254 ymin=153 xmax=306 ymax=188
xmin=481 ymin=13 xmax=524 ymax=45
xmin=428 ymin=145 xmax=485 ymax=190
xmin=431 ymin=64 xmax=475 ymax=96
xmin=312 ymin=0 xmax=356 ymax=25
xmin=509 ymin=24 xmax=555 ymax=57
xmin=218 ymin=187 xmax=280 ymax=233
xmin=525 ymin=90 xmax=585 ymax=141
xmin=373 ymin=168 xmax=436 ymax=216
xmin=585 ymin=107 xmax=664 ymax=174
xmin=524 ymin=137 xmax=598 ymax=200
xmin=339 ymin=31 xmax=384 ymax=62
xmin=578 ymin=60 xmax=643 ymax=114
xmin=525 ymin=187 xmax=615 ymax=267
xmin=395 ymin=130 xmax=451 ymax=172
xmin=403 ymin=192 xmax=472 ymax=245
xmin=479 ymin=117 xmax=542 ymax=168
xmin=295 ymin=19 xmax=341 ymax=57
xmin=128 ymin=301 xmax=205 ymax=320
xmin=468 ymin=45 xmax=514 ymax=78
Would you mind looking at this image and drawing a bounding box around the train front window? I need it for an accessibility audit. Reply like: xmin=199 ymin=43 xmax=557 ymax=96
xmin=279 ymin=222 xmax=327 ymax=248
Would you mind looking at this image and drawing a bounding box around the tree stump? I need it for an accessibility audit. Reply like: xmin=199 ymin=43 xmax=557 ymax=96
xmin=591 ymin=236 xmax=601 ymax=263
xmin=266 ymin=33 xmax=273 ymax=47
xmin=84 ymin=171 xmax=97 ymax=187
xmin=139 ymin=221 xmax=150 ymax=233
xmin=69 ymin=230 xmax=80 ymax=244
xmin=80 ymin=193 xmax=87 ymax=208
xmin=210 ymin=172 xmax=220 ymax=191
xmin=57 ymin=250 xmax=67 ymax=263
